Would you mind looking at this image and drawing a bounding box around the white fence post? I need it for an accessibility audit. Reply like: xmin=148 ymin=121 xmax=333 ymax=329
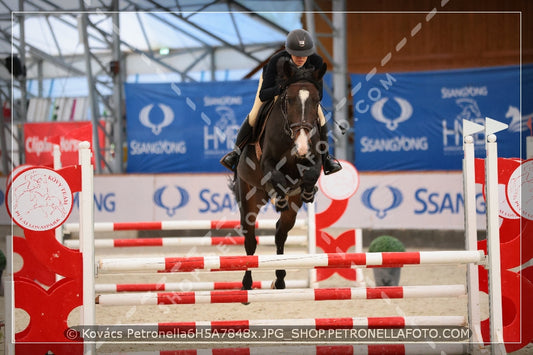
xmin=484 ymin=118 xmax=507 ymax=354
xmin=462 ymin=119 xmax=484 ymax=352
xmin=79 ymin=141 xmax=96 ymax=355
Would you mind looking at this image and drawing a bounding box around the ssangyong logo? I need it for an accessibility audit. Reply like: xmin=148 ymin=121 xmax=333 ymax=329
xmin=153 ymin=185 xmax=189 ymax=217
xmin=139 ymin=103 xmax=174 ymax=135
xmin=361 ymin=185 xmax=403 ymax=219
xmin=370 ymin=97 xmax=413 ymax=131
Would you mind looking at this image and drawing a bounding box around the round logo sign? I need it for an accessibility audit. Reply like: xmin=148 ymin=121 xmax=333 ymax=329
xmin=318 ymin=160 xmax=359 ymax=200
xmin=6 ymin=167 xmax=73 ymax=231
xmin=481 ymin=158 xmax=521 ymax=220
xmin=506 ymin=159 xmax=533 ymax=220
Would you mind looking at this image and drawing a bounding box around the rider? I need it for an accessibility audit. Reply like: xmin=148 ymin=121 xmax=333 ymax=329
xmin=220 ymin=29 xmax=342 ymax=175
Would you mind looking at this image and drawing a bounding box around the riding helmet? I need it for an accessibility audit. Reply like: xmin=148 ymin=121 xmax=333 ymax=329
xmin=285 ymin=29 xmax=315 ymax=57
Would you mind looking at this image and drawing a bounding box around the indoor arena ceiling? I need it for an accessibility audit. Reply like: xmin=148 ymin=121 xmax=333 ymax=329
xmin=0 ymin=0 xmax=305 ymax=81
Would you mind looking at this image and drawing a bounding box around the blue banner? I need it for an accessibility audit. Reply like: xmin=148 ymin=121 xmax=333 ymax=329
xmin=351 ymin=64 xmax=532 ymax=171
xmin=125 ymin=80 xmax=258 ymax=173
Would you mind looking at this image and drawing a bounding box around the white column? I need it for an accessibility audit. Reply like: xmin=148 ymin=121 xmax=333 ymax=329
xmin=79 ymin=142 xmax=95 ymax=355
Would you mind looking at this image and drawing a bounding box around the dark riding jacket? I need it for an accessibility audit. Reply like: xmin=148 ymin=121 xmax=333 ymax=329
xmin=259 ymin=50 xmax=324 ymax=102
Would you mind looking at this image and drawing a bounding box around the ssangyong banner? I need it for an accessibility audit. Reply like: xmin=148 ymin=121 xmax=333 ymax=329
xmin=51 ymin=171 xmax=487 ymax=231
xmin=351 ymin=64 xmax=532 ymax=171
xmin=125 ymin=80 xmax=258 ymax=173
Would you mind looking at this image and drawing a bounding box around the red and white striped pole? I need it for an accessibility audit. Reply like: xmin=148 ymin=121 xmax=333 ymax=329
xmin=64 ymin=219 xmax=307 ymax=233
xmin=95 ymin=279 xmax=309 ymax=293
xmin=65 ymin=235 xmax=307 ymax=249
xmin=97 ymin=343 xmax=467 ymax=355
xmin=97 ymin=250 xmax=485 ymax=273
xmin=96 ymin=284 xmax=466 ymax=306
xmin=150 ymin=315 xmax=466 ymax=330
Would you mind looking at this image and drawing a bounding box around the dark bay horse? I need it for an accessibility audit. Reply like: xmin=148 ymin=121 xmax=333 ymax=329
xmin=231 ymin=59 xmax=327 ymax=291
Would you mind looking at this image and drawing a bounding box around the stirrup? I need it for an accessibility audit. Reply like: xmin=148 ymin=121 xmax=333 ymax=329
xmin=323 ymin=155 xmax=342 ymax=175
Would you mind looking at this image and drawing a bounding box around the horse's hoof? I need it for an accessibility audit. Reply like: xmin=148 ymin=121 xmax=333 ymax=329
xmin=301 ymin=186 xmax=318 ymax=203
xmin=275 ymin=198 xmax=289 ymax=211
xmin=273 ymin=280 xmax=285 ymax=289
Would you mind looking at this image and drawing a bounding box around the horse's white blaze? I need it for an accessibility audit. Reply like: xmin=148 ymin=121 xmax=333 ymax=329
xmin=299 ymin=89 xmax=310 ymax=114
xmin=295 ymin=128 xmax=309 ymax=156
xmin=295 ymin=89 xmax=310 ymax=156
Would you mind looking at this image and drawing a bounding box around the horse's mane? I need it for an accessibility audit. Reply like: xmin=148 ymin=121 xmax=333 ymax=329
xmin=276 ymin=57 xmax=321 ymax=92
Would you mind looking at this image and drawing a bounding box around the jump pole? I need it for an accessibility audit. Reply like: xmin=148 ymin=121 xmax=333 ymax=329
xmin=63 ymin=219 xmax=307 ymax=233
xmin=4 ymin=233 xmax=14 ymax=354
xmin=79 ymin=142 xmax=95 ymax=355
xmin=484 ymin=118 xmax=507 ymax=354
xmin=95 ymin=284 xmax=466 ymax=306
xmin=135 ymin=315 xmax=467 ymax=329
xmin=53 ymin=144 xmax=63 ymax=247
xmin=97 ymin=343 xmax=468 ymax=355
xmin=307 ymin=200 xmax=317 ymax=288
xmin=97 ymin=250 xmax=485 ymax=273
xmin=462 ymin=119 xmax=484 ymax=350
xmin=95 ymin=279 xmax=309 ymax=293
xmin=64 ymin=235 xmax=308 ymax=248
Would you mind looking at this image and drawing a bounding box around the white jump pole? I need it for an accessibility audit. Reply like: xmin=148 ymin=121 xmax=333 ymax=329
xmin=4 ymin=235 xmax=14 ymax=355
xmin=462 ymin=119 xmax=484 ymax=351
xmin=53 ymin=144 xmax=63 ymax=247
xmin=484 ymin=118 xmax=507 ymax=354
xmin=79 ymin=141 xmax=95 ymax=355
xmin=307 ymin=201 xmax=317 ymax=288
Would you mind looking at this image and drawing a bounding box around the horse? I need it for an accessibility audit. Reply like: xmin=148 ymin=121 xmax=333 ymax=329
xmin=230 ymin=59 xmax=327 ymax=291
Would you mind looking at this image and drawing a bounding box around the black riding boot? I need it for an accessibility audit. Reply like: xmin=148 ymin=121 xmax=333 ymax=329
xmin=319 ymin=124 xmax=342 ymax=175
xmin=220 ymin=119 xmax=253 ymax=171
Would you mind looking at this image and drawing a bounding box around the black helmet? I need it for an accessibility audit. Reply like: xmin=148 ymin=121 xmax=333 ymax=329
xmin=285 ymin=29 xmax=315 ymax=57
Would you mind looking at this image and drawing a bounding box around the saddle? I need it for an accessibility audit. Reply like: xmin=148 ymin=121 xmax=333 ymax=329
xmin=250 ymin=98 xmax=276 ymax=160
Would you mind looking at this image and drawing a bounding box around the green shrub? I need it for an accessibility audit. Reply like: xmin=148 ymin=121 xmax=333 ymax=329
xmin=368 ymin=235 xmax=405 ymax=252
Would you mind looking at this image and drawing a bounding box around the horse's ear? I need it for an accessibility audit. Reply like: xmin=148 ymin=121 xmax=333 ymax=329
xmin=276 ymin=56 xmax=293 ymax=81
xmin=283 ymin=59 xmax=295 ymax=79
xmin=316 ymin=62 xmax=327 ymax=80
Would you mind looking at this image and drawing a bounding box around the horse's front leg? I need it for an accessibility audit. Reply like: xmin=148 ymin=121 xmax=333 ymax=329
xmin=241 ymin=216 xmax=258 ymax=292
xmin=263 ymin=160 xmax=290 ymax=211
xmin=237 ymin=185 xmax=262 ymax=292
xmin=273 ymin=198 xmax=302 ymax=289
xmin=300 ymin=164 xmax=321 ymax=203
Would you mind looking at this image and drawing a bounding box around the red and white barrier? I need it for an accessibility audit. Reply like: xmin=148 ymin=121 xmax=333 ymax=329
xmin=96 ymin=284 xmax=466 ymax=306
xmin=99 ymin=343 xmax=468 ymax=355
xmin=65 ymin=235 xmax=307 ymax=248
xmin=97 ymin=250 xmax=485 ymax=273
xmin=147 ymin=315 xmax=467 ymax=329
xmin=95 ymin=280 xmax=309 ymax=293
xmin=63 ymin=219 xmax=307 ymax=233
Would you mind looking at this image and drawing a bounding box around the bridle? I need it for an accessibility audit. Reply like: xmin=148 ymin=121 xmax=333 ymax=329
xmin=279 ymin=78 xmax=321 ymax=139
